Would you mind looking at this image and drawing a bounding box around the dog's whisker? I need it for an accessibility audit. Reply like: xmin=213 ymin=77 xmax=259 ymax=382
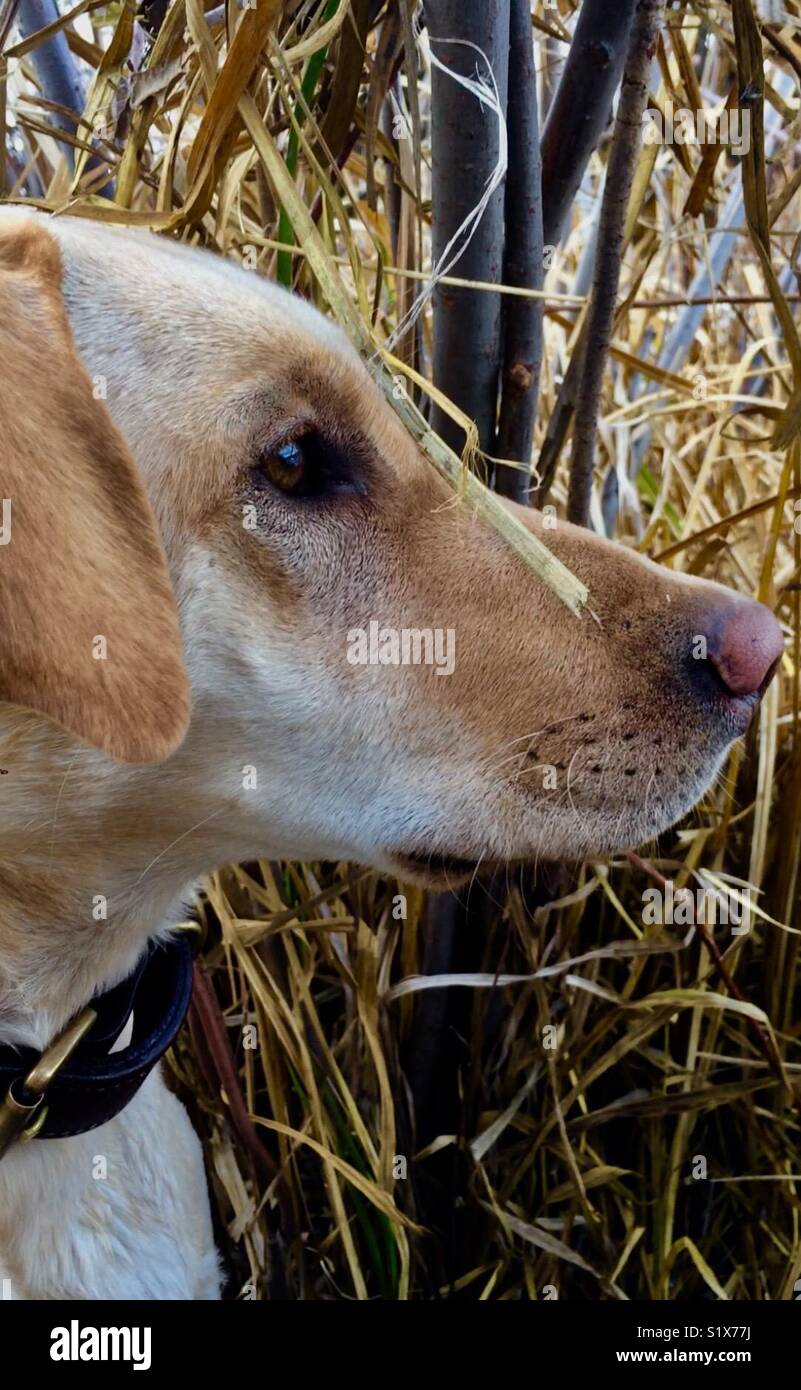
xmin=47 ymin=750 xmax=81 ymax=874
xmin=127 ymin=808 xmax=226 ymax=898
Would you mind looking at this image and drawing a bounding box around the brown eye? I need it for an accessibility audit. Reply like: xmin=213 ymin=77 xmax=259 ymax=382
xmin=257 ymin=440 xmax=308 ymax=495
xmin=252 ymin=430 xmax=365 ymax=500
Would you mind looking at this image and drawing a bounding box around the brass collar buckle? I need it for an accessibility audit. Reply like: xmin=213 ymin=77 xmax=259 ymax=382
xmin=0 ymin=1007 xmax=97 ymax=1161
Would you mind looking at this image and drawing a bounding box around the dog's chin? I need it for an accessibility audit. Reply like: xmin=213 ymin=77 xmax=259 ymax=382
xmin=381 ymin=760 xmax=725 ymax=889
xmin=387 ymin=816 xmax=680 ymax=887
xmin=389 ymin=851 xmax=489 ymax=889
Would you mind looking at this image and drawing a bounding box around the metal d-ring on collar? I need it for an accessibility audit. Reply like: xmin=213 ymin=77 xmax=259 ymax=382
xmin=0 ymin=935 xmax=194 ymax=1161
xmin=0 ymin=1006 xmax=97 ymax=1159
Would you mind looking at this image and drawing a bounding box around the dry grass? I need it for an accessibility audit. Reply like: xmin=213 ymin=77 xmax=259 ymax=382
xmin=4 ymin=0 xmax=801 ymax=1298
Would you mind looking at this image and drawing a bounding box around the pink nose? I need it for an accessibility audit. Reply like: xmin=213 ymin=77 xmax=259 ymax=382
xmin=704 ymin=598 xmax=783 ymax=697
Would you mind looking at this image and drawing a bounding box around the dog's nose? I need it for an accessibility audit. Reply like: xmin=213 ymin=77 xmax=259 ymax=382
xmin=702 ymin=596 xmax=783 ymax=698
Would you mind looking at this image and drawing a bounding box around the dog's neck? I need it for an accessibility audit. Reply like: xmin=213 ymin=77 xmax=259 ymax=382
xmin=0 ymin=854 xmax=194 ymax=1053
xmin=0 ymin=709 xmax=226 ymax=1050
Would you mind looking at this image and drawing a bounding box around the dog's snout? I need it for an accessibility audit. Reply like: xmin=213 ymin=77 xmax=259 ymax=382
xmin=701 ymin=596 xmax=783 ymax=698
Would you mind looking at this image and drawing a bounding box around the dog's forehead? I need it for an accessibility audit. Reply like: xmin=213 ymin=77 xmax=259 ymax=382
xmin=46 ymin=213 xmax=420 ymax=481
xmin=51 ymin=215 xmax=362 ymax=388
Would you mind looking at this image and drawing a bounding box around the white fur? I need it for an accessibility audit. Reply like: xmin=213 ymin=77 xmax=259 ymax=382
xmin=0 ymin=1073 xmax=219 ymax=1299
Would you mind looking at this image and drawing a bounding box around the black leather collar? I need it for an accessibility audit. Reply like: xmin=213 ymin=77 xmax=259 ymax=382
xmin=0 ymin=936 xmax=194 ymax=1141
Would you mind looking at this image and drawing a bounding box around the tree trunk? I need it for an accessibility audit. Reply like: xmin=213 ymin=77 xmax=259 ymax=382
xmin=494 ymin=0 xmax=543 ymax=501
xmin=425 ymin=0 xmax=510 ymax=457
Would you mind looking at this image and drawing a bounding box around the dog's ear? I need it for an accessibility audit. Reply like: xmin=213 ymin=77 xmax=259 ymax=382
xmin=0 ymin=216 xmax=191 ymax=764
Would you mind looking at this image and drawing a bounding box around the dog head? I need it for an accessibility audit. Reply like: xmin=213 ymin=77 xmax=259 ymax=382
xmin=0 ymin=212 xmax=783 ymax=889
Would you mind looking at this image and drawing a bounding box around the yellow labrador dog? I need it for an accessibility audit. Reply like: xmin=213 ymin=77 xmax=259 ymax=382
xmin=0 ymin=210 xmax=782 ymax=1299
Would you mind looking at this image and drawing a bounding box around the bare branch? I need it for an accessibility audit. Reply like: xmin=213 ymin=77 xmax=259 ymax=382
xmin=16 ymin=0 xmax=87 ymax=169
xmin=541 ymin=0 xmax=637 ymax=251
xmin=567 ymin=0 xmax=664 ymax=527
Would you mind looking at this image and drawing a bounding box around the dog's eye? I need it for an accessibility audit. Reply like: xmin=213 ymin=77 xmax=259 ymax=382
xmin=252 ymin=431 xmax=360 ymax=499
xmin=258 ymin=440 xmax=307 ymax=494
